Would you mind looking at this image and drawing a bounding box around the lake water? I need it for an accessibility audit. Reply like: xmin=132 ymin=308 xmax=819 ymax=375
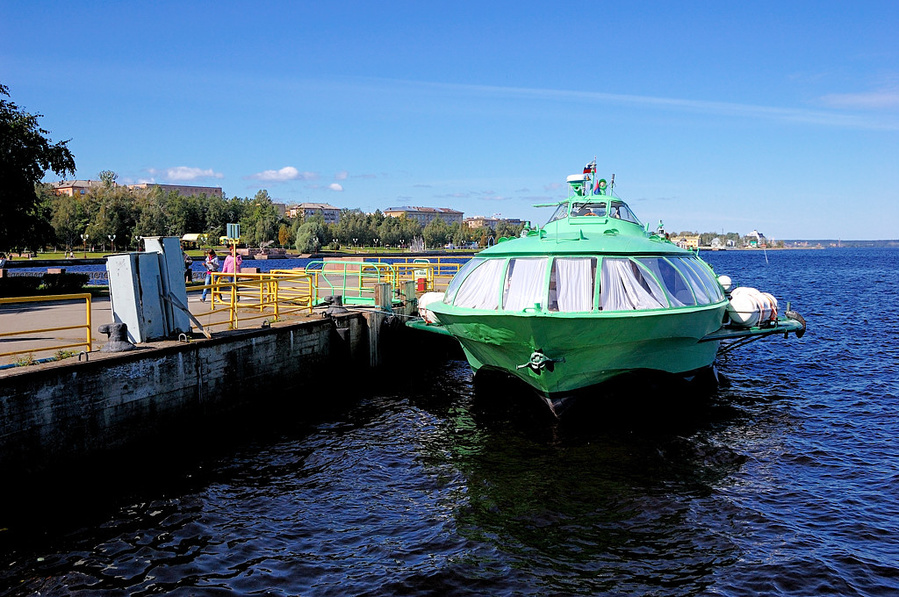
xmin=0 ymin=248 xmax=897 ymax=596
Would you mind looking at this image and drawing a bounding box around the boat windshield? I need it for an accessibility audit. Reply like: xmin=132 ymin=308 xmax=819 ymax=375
xmin=544 ymin=200 xmax=642 ymax=225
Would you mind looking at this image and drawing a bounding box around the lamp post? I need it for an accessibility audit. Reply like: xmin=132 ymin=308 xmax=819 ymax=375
xmin=108 ymin=234 xmax=116 ymax=253
xmin=136 ymin=235 xmax=143 ymax=251
xmin=353 ymin=238 xmax=358 ymax=252
xmin=80 ymin=233 xmax=89 ymax=258
xmin=332 ymin=238 xmax=338 ymax=251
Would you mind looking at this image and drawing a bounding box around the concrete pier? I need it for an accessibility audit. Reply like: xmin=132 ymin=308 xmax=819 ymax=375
xmin=0 ymin=306 xmax=387 ymax=479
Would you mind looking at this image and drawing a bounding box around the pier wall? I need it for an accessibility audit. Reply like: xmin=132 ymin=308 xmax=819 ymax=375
xmin=0 ymin=312 xmax=374 ymax=476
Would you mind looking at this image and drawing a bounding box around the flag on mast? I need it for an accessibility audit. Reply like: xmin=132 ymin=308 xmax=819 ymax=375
xmin=583 ymin=160 xmax=596 ymax=174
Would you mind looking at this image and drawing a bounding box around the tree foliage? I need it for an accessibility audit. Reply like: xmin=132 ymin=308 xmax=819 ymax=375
xmin=0 ymin=83 xmax=76 ymax=251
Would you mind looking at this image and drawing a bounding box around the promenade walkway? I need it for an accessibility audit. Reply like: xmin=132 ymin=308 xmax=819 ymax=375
xmin=0 ymin=291 xmax=306 ymax=369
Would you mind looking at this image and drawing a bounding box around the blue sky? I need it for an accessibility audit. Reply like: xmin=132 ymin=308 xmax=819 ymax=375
xmin=2 ymin=1 xmax=897 ymax=240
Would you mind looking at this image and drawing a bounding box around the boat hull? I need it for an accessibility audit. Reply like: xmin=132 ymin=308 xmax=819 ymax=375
xmin=430 ymin=303 xmax=727 ymax=398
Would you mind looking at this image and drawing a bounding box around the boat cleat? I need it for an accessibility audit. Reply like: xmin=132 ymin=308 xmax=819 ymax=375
xmin=517 ymin=350 xmax=565 ymax=374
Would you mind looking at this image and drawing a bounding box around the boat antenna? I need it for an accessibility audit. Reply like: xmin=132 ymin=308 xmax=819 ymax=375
xmin=610 ymin=173 xmax=615 ymax=194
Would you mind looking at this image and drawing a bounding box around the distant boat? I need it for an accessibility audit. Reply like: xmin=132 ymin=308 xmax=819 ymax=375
xmin=408 ymin=161 xmax=806 ymax=415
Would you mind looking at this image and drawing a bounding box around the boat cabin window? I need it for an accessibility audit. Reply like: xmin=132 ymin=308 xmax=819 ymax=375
xmin=672 ymin=257 xmax=724 ymax=304
xmin=549 ymin=257 xmax=596 ymax=312
xmin=444 ymin=254 xmax=722 ymax=312
xmin=443 ymin=257 xmax=481 ymax=304
xmin=502 ymin=258 xmax=547 ymax=311
xmin=637 ymin=257 xmax=697 ymax=307
xmin=444 ymin=258 xmax=504 ymax=310
xmin=570 ymin=202 xmax=608 ymax=218
xmin=608 ymin=201 xmax=641 ymax=225
xmin=544 ymin=200 xmax=642 ymax=225
xmin=600 ymin=258 xmax=668 ymax=311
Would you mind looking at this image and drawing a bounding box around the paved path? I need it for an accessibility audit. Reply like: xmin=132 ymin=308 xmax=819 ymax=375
xmin=0 ymin=290 xmax=300 ymax=367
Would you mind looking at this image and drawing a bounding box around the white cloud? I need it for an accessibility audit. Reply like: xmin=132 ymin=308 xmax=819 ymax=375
xmin=148 ymin=166 xmax=224 ymax=181
xmin=819 ymin=88 xmax=899 ymax=110
xmin=369 ymin=77 xmax=899 ymax=130
xmin=249 ymin=167 xmax=318 ymax=182
xmin=335 ymin=170 xmax=348 ymax=180
xmin=328 ymin=183 xmax=344 ymax=191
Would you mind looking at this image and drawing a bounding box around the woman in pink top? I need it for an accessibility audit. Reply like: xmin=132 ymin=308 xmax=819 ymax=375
xmin=221 ymin=245 xmax=242 ymax=300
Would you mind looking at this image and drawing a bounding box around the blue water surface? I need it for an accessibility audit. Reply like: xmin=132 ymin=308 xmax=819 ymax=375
xmin=0 ymin=248 xmax=896 ymax=596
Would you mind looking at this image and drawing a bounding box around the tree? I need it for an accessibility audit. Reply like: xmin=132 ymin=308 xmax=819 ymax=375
xmin=295 ymin=215 xmax=327 ymax=253
xmin=98 ymin=170 xmax=117 ymax=187
xmin=243 ymin=190 xmax=280 ymax=247
xmin=0 ymin=83 xmax=76 ymax=252
xmin=422 ymin=217 xmax=449 ymax=248
xmin=51 ymin=191 xmax=88 ymax=251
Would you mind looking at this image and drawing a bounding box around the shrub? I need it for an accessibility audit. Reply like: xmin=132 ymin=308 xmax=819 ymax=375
xmin=41 ymin=273 xmax=89 ymax=294
xmin=0 ymin=276 xmax=42 ymax=297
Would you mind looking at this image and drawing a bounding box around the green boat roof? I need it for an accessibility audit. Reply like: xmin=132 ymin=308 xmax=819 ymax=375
xmin=479 ymin=166 xmax=689 ymax=257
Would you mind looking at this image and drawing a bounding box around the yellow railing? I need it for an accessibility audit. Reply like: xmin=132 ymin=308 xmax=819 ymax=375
xmin=199 ymin=271 xmax=315 ymax=330
xmin=0 ymin=293 xmax=92 ymax=360
xmin=374 ymin=257 xmax=464 ymax=292
xmin=298 ymin=261 xmax=395 ymax=306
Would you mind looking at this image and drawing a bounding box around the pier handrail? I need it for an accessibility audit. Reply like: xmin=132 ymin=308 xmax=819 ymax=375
xmin=369 ymin=257 xmax=465 ymax=292
xmin=199 ymin=271 xmax=315 ymax=330
xmin=0 ymin=293 xmax=93 ymax=360
xmin=302 ymin=260 xmax=395 ymax=306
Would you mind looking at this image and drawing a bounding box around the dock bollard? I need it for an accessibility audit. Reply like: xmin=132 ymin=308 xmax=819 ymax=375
xmin=98 ymin=322 xmax=136 ymax=352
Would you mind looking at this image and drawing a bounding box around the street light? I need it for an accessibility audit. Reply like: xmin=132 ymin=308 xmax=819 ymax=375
xmin=80 ymin=233 xmax=89 ymax=258
xmin=108 ymin=234 xmax=116 ymax=252
xmin=136 ymin=235 xmax=143 ymax=251
xmin=352 ymin=238 xmax=358 ymax=251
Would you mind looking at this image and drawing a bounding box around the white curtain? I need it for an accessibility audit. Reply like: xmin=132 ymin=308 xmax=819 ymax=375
xmin=601 ymin=258 xmax=668 ymax=311
xmin=555 ymin=258 xmax=594 ymax=312
xmin=452 ymin=258 xmax=506 ymax=309
xmin=503 ymin=258 xmax=547 ymax=311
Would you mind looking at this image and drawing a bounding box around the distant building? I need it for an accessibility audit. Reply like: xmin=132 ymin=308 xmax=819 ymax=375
xmin=747 ymin=229 xmax=767 ymax=248
xmin=465 ymin=215 xmax=524 ymax=230
xmin=465 ymin=215 xmax=499 ymax=229
xmin=385 ymin=206 xmax=463 ymax=226
xmin=52 ymin=180 xmax=104 ymax=196
xmin=673 ymin=234 xmax=700 ymax=250
xmin=288 ymin=202 xmax=341 ymax=224
xmin=127 ymin=183 xmax=223 ymax=198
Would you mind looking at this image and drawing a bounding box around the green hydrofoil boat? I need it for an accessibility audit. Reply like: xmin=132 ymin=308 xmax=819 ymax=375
xmin=407 ymin=161 xmax=806 ymax=414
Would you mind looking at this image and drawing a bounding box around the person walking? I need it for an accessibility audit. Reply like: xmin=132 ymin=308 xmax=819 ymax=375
xmin=201 ymin=249 xmax=220 ymax=302
xmin=183 ymin=250 xmax=194 ymax=283
xmin=221 ymin=245 xmax=242 ymax=301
